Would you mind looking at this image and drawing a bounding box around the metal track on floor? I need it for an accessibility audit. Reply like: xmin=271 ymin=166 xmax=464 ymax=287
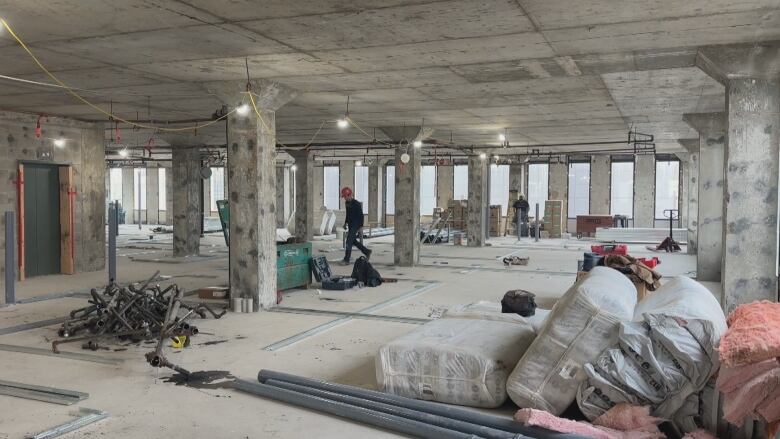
xmin=0 ymin=379 xmax=89 ymax=405
xmin=262 ymin=282 xmax=440 ymax=352
xmin=416 ymin=263 xmax=576 ymax=276
xmin=269 ymin=307 xmax=430 ymax=324
xmin=0 ymin=343 xmax=123 ymax=365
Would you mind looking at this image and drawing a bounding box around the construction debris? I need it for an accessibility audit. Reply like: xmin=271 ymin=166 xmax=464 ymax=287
xmin=28 ymin=408 xmax=108 ymax=439
xmin=53 ymin=272 xmax=226 ymax=372
xmin=0 ymin=380 xmax=88 ymax=406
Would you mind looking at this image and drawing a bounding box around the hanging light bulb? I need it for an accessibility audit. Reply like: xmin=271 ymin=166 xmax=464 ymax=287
xmin=336 ymin=118 xmax=349 ymax=129
xmin=291 ymin=164 xmax=298 ymax=171
xmin=118 ymin=148 xmax=129 ymax=158
xmin=355 ymin=160 xmax=362 ymax=166
xmin=479 ymin=153 xmax=487 ymax=160
xmin=236 ymin=104 xmax=250 ymax=116
xmin=53 ymin=138 xmax=66 ymax=148
xmin=413 ymin=140 xmax=422 ymax=148
xmin=498 ymin=133 xmax=506 ymax=142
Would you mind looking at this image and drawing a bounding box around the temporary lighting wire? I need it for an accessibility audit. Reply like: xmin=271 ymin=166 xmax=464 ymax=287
xmin=0 ymin=18 xmax=235 ymax=132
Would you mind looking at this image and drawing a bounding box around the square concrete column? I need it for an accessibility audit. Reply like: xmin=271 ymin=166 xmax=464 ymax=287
xmin=509 ymin=163 xmax=526 ymax=195
xmin=206 ymin=80 xmax=296 ymax=311
xmin=467 ymin=155 xmax=488 ymax=246
xmin=436 ymin=164 xmax=454 ymax=211
xmin=590 ymin=156 xmax=610 ymax=215
xmin=368 ymin=164 xmax=382 ymax=226
xmin=393 ymin=148 xmax=420 ymax=265
xmin=698 ymin=41 xmax=780 ymax=311
xmin=677 ymin=139 xmax=700 ymax=255
xmin=168 ymin=146 xmax=201 ymax=257
xmin=548 ymin=162 xmax=568 ymax=231
xmin=289 ymin=150 xmax=314 ymax=241
xmin=202 ymin=171 xmax=212 ymax=217
xmin=339 ymin=160 xmax=355 ymax=210
xmin=147 ymin=166 xmax=159 ymax=225
xmin=164 ymin=164 xmax=173 ymax=225
xmin=633 ymin=154 xmax=655 ymax=228
xmin=684 ymin=114 xmax=725 ymax=282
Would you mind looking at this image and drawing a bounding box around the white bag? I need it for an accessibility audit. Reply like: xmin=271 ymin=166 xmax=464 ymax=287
xmin=376 ymin=316 xmax=536 ymax=408
xmin=506 ymin=267 xmax=637 ymax=414
xmin=444 ymin=300 xmax=551 ymax=332
xmin=577 ymin=276 xmax=726 ymax=428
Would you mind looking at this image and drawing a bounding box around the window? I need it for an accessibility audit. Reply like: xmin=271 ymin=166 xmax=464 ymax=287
xmin=490 ymin=164 xmax=510 ymax=216
xmin=610 ymin=161 xmax=634 ymax=217
xmin=453 ymin=165 xmax=468 ymax=200
xmin=386 ymin=166 xmax=395 ymax=215
xmin=158 ymin=168 xmax=166 ymax=211
xmin=568 ymin=162 xmax=590 ymax=218
xmin=420 ymin=165 xmax=437 ymax=215
xmin=109 ymin=168 xmax=122 ymax=203
xmin=655 ymin=160 xmax=680 ymax=219
xmin=133 ymin=168 xmax=146 ymax=210
xmin=210 ymin=167 xmax=225 ymax=212
xmin=527 ymin=163 xmax=549 ymax=219
xmin=323 ymin=166 xmax=340 ymax=210
xmin=354 ymin=165 xmax=369 ymax=206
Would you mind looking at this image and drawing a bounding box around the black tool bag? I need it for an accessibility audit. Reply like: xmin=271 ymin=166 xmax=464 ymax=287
xmin=501 ymin=289 xmax=537 ymax=317
xmin=351 ymin=256 xmax=383 ymax=287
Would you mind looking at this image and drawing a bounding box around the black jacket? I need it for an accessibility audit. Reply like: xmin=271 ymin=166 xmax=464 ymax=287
xmin=513 ymin=199 xmax=530 ymax=213
xmin=344 ymin=199 xmax=364 ymax=229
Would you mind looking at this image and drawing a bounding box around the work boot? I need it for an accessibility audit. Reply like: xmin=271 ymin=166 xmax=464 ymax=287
xmin=340 ymin=260 xmax=351 ymax=266
xmin=364 ymin=249 xmax=372 ymax=261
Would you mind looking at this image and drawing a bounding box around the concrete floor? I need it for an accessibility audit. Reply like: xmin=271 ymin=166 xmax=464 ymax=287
xmin=0 ymin=227 xmax=709 ymax=438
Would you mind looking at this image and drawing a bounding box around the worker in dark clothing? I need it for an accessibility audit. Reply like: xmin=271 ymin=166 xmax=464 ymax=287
xmin=341 ymin=187 xmax=372 ymax=265
xmin=513 ymin=193 xmax=530 ymax=239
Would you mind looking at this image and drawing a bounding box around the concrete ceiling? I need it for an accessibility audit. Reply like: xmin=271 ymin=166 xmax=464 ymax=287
xmin=0 ymin=0 xmax=778 ymax=155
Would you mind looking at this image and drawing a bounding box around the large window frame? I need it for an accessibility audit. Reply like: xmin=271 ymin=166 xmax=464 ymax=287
xmin=527 ymin=163 xmax=549 ymax=219
xmin=420 ymin=165 xmax=437 ymax=216
xmin=610 ymin=159 xmax=634 ymax=218
xmin=654 ymin=157 xmax=680 ymax=220
xmin=453 ymin=165 xmax=468 ymax=201
xmin=210 ymin=167 xmax=225 ymax=212
xmin=567 ymin=161 xmax=590 ymax=218
xmin=490 ymin=164 xmax=510 ymax=216
xmin=323 ymin=165 xmax=340 ymax=210
xmin=385 ymin=165 xmax=395 ymax=215
xmin=158 ymin=168 xmax=166 ymax=211
xmin=109 ymin=168 xmax=122 ymax=203
xmin=133 ymin=168 xmax=147 ymax=210
xmin=354 ymin=165 xmax=369 ymax=206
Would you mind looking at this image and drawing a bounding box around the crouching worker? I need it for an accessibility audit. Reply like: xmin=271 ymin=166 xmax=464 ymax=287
xmin=341 ymin=187 xmax=372 ymax=265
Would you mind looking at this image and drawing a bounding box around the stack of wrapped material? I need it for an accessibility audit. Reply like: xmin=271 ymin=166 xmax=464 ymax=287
xmin=716 ymin=301 xmax=780 ymax=438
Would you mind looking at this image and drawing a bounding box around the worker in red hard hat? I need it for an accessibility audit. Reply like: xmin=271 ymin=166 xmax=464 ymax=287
xmin=341 ymin=186 xmax=371 ymax=265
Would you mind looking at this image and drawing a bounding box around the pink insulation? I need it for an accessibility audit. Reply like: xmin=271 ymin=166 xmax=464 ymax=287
xmin=682 ymin=429 xmax=718 ymax=439
xmin=716 ymin=358 xmax=780 ymax=393
xmin=719 ymin=301 xmax=780 ymax=367
xmin=721 ymin=367 xmax=780 ymax=426
xmin=592 ymin=404 xmax=663 ymax=433
xmin=515 ymin=408 xmax=615 ymax=439
xmin=514 ymin=407 xmax=664 ymax=439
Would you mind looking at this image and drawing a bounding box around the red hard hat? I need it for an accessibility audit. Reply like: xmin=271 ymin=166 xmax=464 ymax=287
xmin=341 ymin=187 xmax=353 ymax=198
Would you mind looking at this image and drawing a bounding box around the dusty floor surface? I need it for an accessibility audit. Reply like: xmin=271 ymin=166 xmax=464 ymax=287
xmin=0 ymin=226 xmax=708 ymax=438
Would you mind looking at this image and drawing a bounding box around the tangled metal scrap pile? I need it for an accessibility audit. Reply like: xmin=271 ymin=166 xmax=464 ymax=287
xmin=53 ymin=272 xmax=226 ymax=375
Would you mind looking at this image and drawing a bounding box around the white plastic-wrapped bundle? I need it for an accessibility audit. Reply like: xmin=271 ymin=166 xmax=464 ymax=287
xmin=577 ymin=276 xmax=726 ymax=429
xmin=506 ymin=266 xmax=637 ymax=414
xmin=376 ymin=315 xmax=537 ymax=408
xmin=444 ymin=300 xmax=551 ymax=332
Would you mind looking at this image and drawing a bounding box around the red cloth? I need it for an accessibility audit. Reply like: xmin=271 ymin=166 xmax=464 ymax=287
xmin=719 ymin=301 xmax=780 ymax=367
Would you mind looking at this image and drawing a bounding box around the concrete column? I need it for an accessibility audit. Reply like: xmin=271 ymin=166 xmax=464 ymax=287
xmin=147 ymin=166 xmax=159 ymax=224
xmin=207 ymin=80 xmax=296 ymax=311
xmin=590 ymin=155 xmax=610 ymax=215
xmin=633 ymin=154 xmax=655 ymax=228
xmin=381 ymin=126 xmax=422 ymax=266
xmin=467 ymin=155 xmax=488 ymax=246
xmin=436 ymin=165 xmax=454 ymax=211
xmin=677 ymin=139 xmax=700 ymax=255
xmin=339 ymin=160 xmax=355 ymax=210
xmin=368 ymin=164 xmax=382 ymax=226
xmin=203 ymin=171 xmax=212 ymax=217
xmin=697 ymin=41 xmax=780 ymax=311
xmin=290 ymin=150 xmax=314 ymax=241
xmin=548 ymin=162 xmax=568 ymax=231
xmin=284 ymin=167 xmax=292 ymax=227
xmin=275 ymin=166 xmax=286 ymax=227
xmin=683 ymin=114 xmax=726 ymax=282
xmin=167 ymin=146 xmax=201 ymax=257
xmin=121 ymin=168 xmax=134 ymax=223
xmin=509 ymin=163 xmax=525 ymax=195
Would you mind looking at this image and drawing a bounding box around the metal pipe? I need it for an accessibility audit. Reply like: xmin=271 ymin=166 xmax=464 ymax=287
xmin=535 ymin=203 xmax=540 ymax=242
xmin=5 ymin=211 xmax=15 ymax=305
xmin=264 ymin=379 xmax=522 ymax=439
xmin=256 ymin=370 xmax=586 ymax=439
xmin=233 ymin=380 xmax=480 ymax=439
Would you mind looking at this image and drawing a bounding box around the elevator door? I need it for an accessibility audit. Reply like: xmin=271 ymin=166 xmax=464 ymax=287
xmin=24 ymin=163 xmax=61 ymax=277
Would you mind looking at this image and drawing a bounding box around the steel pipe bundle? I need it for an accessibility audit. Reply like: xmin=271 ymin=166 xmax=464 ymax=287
xmin=53 ymin=272 xmax=225 ymax=353
xmin=234 ymin=369 xmax=587 ymax=439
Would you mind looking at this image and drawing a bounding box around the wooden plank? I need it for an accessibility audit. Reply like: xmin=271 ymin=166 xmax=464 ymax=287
xmin=17 ymin=163 xmax=24 ymax=281
xmin=59 ymin=166 xmax=74 ymax=275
